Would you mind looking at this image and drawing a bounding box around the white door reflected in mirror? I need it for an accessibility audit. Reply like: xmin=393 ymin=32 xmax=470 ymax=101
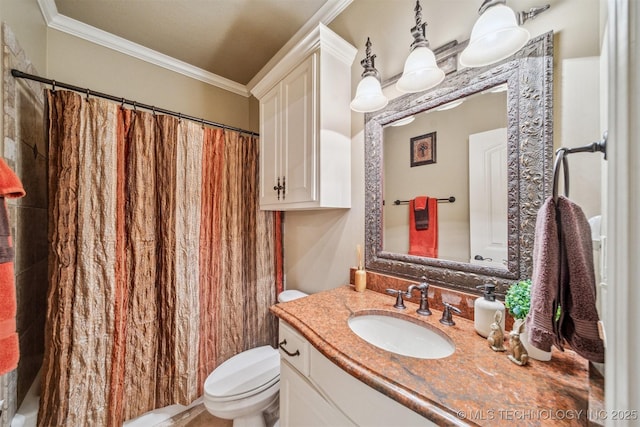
xmin=469 ymin=128 xmax=508 ymax=269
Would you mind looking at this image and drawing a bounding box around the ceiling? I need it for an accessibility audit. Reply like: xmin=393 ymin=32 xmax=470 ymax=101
xmin=48 ymin=0 xmax=346 ymax=92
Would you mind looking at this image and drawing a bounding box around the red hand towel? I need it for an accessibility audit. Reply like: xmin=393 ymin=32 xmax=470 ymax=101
xmin=0 ymin=158 xmax=25 ymax=375
xmin=414 ymin=196 xmax=427 ymax=210
xmin=408 ymin=197 xmax=438 ymax=258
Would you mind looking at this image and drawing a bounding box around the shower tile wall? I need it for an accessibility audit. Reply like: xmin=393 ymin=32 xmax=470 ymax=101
xmin=0 ymin=24 xmax=48 ymax=426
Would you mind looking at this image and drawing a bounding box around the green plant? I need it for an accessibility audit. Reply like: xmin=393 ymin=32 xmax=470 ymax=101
xmin=505 ymin=279 xmax=531 ymax=320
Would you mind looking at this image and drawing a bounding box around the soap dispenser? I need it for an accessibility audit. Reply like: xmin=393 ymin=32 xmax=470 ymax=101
xmin=474 ymin=284 xmax=505 ymax=338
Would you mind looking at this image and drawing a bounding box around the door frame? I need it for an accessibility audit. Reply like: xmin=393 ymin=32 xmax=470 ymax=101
xmin=605 ymin=0 xmax=640 ymax=418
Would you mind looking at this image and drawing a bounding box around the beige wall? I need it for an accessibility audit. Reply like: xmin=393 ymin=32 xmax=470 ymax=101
xmin=46 ymin=30 xmax=254 ymax=133
xmin=0 ymin=0 xmax=604 ymax=309
xmin=0 ymin=0 xmax=603 ymax=307
xmin=0 ymin=0 xmax=47 ymax=74
xmin=280 ymin=0 xmax=602 ymax=294
xmin=560 ymin=56 xmax=602 ymax=220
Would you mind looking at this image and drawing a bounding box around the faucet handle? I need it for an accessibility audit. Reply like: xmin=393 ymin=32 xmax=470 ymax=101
xmin=439 ymin=302 xmax=462 ymax=326
xmin=385 ymin=288 xmax=407 ymax=310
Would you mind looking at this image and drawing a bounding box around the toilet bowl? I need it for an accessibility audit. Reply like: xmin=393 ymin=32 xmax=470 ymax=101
xmin=203 ymin=289 xmax=307 ymax=427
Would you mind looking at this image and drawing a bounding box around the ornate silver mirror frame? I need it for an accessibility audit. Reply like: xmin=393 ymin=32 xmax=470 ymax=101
xmin=364 ymin=32 xmax=553 ymax=295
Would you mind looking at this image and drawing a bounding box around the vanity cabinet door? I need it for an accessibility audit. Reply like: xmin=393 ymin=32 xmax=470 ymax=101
xmin=280 ymin=360 xmax=355 ymax=427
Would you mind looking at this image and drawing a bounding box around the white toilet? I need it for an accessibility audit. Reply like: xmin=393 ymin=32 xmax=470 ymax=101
xmin=203 ymin=289 xmax=308 ymax=427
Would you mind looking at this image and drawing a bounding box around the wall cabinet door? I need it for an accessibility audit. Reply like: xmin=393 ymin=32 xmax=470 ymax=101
xmin=260 ymin=84 xmax=281 ymax=206
xmin=259 ymin=54 xmax=316 ymax=208
xmin=281 ymin=54 xmax=316 ymax=205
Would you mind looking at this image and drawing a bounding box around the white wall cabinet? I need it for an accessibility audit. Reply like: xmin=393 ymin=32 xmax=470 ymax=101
xmin=278 ymin=320 xmax=436 ymax=427
xmin=253 ymin=24 xmax=356 ymax=210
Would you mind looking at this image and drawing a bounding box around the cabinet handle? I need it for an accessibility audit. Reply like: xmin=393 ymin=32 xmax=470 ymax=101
xmin=278 ymin=339 xmax=300 ymax=357
xmin=273 ymin=177 xmax=284 ymax=200
xmin=282 ymin=176 xmax=286 ymax=200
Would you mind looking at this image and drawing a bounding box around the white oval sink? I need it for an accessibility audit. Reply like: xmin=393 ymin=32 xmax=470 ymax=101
xmin=348 ymin=313 xmax=455 ymax=359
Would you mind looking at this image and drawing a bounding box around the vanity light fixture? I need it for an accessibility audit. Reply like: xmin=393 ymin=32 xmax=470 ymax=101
xmin=395 ymin=0 xmax=445 ymax=94
xmin=434 ymin=99 xmax=465 ymax=112
xmin=350 ymin=37 xmax=389 ymax=113
xmin=389 ymin=115 xmax=415 ymax=127
xmin=480 ymin=83 xmax=508 ymax=94
xmin=460 ymin=0 xmax=551 ymax=68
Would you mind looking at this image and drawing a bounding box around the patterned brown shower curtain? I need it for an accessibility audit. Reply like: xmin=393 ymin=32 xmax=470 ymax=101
xmin=40 ymin=90 xmax=281 ymax=426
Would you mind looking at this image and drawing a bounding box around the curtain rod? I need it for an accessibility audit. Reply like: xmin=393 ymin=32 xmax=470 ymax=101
xmin=11 ymin=69 xmax=259 ymax=137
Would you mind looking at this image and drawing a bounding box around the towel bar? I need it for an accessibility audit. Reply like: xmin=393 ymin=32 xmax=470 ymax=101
xmin=390 ymin=196 xmax=455 ymax=205
xmin=552 ymin=132 xmax=607 ymax=202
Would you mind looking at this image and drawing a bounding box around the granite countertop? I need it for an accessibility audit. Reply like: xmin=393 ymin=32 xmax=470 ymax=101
xmin=270 ymin=285 xmax=591 ymax=427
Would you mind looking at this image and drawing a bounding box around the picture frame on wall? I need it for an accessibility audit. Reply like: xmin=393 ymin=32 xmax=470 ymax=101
xmin=410 ymin=132 xmax=437 ymax=167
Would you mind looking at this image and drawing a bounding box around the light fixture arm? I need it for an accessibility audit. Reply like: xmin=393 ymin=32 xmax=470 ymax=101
xmin=517 ymin=5 xmax=551 ymax=25
xmin=360 ymin=37 xmax=380 ymax=79
xmin=477 ymin=0 xmax=506 ymax=15
xmin=477 ymin=0 xmax=550 ymax=25
xmin=409 ymin=0 xmax=430 ymax=51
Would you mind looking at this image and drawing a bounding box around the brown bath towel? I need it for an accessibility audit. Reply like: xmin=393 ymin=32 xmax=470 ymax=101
xmin=526 ymin=196 xmax=604 ymax=363
xmin=557 ymin=196 xmax=604 ymax=362
xmin=526 ymin=197 xmax=561 ymax=352
xmin=413 ymin=196 xmax=430 ymax=230
xmin=0 ymin=158 xmax=25 ymax=375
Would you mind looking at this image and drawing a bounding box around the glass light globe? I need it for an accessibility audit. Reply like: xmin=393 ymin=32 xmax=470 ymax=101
xmin=350 ymin=75 xmax=388 ymax=113
xmin=396 ymin=46 xmax=445 ymax=93
xmin=460 ymin=4 xmax=530 ymax=68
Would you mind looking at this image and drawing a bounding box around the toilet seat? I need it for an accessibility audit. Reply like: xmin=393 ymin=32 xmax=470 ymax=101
xmin=204 ymin=346 xmax=279 ymax=402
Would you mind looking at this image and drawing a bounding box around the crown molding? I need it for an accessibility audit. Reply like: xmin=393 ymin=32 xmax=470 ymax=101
xmin=250 ymin=23 xmax=356 ymax=100
xmin=38 ymin=0 xmax=249 ymax=96
xmin=37 ymin=0 xmax=352 ymax=98
xmin=247 ymin=0 xmax=353 ymax=92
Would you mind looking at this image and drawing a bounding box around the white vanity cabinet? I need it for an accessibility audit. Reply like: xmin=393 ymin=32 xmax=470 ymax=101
xmin=252 ymin=24 xmax=356 ymax=210
xmin=278 ymin=321 xmax=354 ymax=426
xmin=278 ymin=320 xmax=436 ymax=427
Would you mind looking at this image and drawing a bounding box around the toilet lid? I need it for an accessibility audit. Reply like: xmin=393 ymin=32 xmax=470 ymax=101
xmin=277 ymin=290 xmax=308 ymax=303
xmin=204 ymin=346 xmax=280 ymax=400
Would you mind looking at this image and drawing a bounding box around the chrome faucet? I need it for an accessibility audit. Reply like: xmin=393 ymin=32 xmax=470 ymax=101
xmin=406 ymin=276 xmax=431 ymax=316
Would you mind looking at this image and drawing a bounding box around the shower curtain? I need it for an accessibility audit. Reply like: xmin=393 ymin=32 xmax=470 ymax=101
xmin=40 ymin=90 xmax=282 ymax=426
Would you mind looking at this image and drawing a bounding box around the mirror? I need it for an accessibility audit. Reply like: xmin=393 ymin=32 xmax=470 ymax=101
xmin=365 ymin=32 xmax=554 ymax=295
xmin=383 ymin=87 xmax=508 ymax=268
